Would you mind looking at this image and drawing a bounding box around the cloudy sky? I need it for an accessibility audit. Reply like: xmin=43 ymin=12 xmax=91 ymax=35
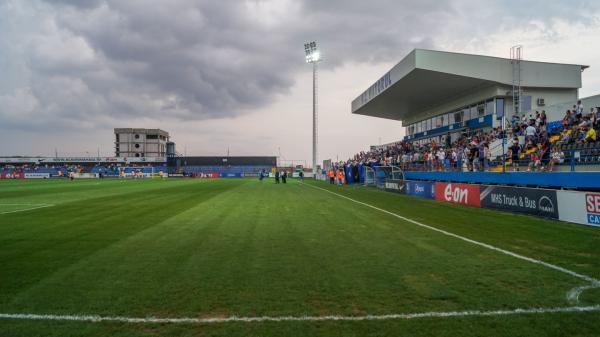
xmin=1 ymin=0 xmax=600 ymax=163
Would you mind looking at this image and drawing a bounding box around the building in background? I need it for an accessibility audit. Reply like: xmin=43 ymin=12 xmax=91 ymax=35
xmin=114 ymin=128 xmax=169 ymax=158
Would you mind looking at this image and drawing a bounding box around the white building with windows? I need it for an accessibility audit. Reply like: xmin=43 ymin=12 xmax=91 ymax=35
xmin=351 ymin=49 xmax=587 ymax=147
xmin=114 ymin=128 xmax=169 ymax=158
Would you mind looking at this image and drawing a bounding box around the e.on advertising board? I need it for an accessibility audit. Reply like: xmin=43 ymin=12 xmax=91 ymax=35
xmin=557 ymin=190 xmax=600 ymax=227
xmin=434 ymin=182 xmax=481 ymax=207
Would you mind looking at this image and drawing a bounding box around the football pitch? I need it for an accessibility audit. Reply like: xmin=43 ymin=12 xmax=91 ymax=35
xmin=1 ymin=178 xmax=600 ymax=337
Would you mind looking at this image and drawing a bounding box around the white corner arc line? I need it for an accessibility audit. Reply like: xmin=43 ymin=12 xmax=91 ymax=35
xmin=0 ymin=204 xmax=55 ymax=215
xmin=302 ymin=183 xmax=600 ymax=293
xmin=1 ymin=305 xmax=599 ymax=324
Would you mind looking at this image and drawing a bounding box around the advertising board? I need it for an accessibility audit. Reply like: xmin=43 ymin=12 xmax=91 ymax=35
xmin=405 ymin=181 xmax=435 ymax=199
xmin=557 ymin=191 xmax=600 ymax=227
xmin=0 ymin=173 xmax=24 ymax=179
xmin=480 ymin=185 xmax=558 ymax=219
xmin=220 ymin=173 xmax=243 ymax=178
xmin=435 ymin=182 xmax=481 ymax=207
xmin=384 ymin=179 xmax=406 ymax=194
xmin=24 ymin=173 xmax=50 ymax=179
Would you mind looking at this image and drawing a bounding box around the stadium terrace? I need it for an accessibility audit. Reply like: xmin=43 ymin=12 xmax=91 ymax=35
xmin=340 ymin=49 xmax=600 ymax=180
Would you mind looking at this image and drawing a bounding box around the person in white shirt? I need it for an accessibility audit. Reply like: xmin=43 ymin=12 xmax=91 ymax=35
xmin=525 ymin=124 xmax=537 ymax=141
xmin=576 ymin=100 xmax=584 ymax=119
xmin=437 ymin=149 xmax=446 ymax=171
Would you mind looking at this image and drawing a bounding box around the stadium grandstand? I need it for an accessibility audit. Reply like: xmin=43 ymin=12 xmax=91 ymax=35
xmin=170 ymin=156 xmax=277 ymax=177
xmin=321 ymin=49 xmax=600 ymax=191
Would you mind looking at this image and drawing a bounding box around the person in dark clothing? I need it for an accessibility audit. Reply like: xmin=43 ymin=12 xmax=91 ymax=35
xmin=275 ymin=171 xmax=280 ymax=184
xmin=299 ymin=171 xmax=304 ymax=182
xmin=509 ymin=139 xmax=521 ymax=171
xmin=352 ymin=164 xmax=359 ymax=183
xmin=540 ymin=144 xmax=551 ymax=171
xmin=282 ymin=171 xmax=287 ymax=184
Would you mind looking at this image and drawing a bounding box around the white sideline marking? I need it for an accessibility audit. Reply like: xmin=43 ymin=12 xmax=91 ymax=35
xmin=303 ymin=183 xmax=600 ymax=303
xmin=0 ymin=204 xmax=54 ymax=215
xmin=1 ymin=305 xmax=599 ymax=324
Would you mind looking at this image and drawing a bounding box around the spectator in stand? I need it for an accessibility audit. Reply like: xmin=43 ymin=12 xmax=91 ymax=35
xmin=483 ymin=143 xmax=491 ymax=171
xmin=576 ymin=100 xmax=584 ymax=119
xmin=525 ymin=122 xmax=537 ymax=142
xmin=541 ymin=110 xmax=547 ymax=126
xmin=509 ymin=138 xmax=521 ymax=171
xmin=539 ymin=143 xmax=551 ymax=171
xmin=583 ymin=126 xmax=597 ymax=143
xmin=549 ymin=145 xmax=565 ymax=172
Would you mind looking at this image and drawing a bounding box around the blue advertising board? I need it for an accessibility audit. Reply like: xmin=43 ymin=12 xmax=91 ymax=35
xmin=405 ymin=181 xmax=435 ymax=199
xmin=220 ymin=172 xmax=243 ymax=178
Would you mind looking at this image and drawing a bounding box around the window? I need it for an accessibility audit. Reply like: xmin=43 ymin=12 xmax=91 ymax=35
xmin=134 ymin=134 xmax=140 ymax=139
xmin=448 ymin=112 xmax=455 ymax=124
xmin=477 ymin=103 xmax=485 ymax=117
xmin=485 ymin=100 xmax=494 ymax=115
xmin=135 ymin=144 xmax=140 ymax=149
xmin=454 ymin=110 xmax=463 ymax=123
xmin=443 ymin=113 xmax=450 ymax=126
xmin=496 ymin=98 xmax=505 ymax=119
xmin=146 ymin=134 xmax=158 ymax=140
xmin=463 ymin=107 xmax=470 ymax=120
xmin=470 ymin=106 xmax=477 ymax=119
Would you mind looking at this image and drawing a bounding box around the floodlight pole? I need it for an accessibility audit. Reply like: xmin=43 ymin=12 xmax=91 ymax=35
xmin=304 ymin=41 xmax=321 ymax=176
xmin=312 ymin=60 xmax=318 ymax=176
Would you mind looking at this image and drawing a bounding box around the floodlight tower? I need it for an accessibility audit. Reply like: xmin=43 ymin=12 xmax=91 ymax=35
xmin=304 ymin=41 xmax=321 ymax=176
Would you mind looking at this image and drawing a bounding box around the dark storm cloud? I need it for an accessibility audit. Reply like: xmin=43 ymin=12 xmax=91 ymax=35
xmin=0 ymin=0 xmax=598 ymax=132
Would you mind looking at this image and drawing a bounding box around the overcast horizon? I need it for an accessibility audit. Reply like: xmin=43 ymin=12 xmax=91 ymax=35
xmin=2 ymin=0 xmax=600 ymax=163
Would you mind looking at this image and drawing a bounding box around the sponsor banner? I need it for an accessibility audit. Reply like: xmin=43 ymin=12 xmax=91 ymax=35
xmin=480 ymin=185 xmax=558 ymax=219
xmin=0 ymin=173 xmax=25 ymax=179
xmin=169 ymin=173 xmax=184 ymax=177
xmin=0 ymin=157 xmax=166 ymax=164
xmin=74 ymin=173 xmax=99 ymax=179
xmin=557 ymin=191 xmax=600 ymax=227
xmin=220 ymin=172 xmax=243 ymax=178
xmin=435 ymin=182 xmax=481 ymax=207
xmin=405 ymin=181 xmax=435 ymax=199
xmin=24 ymin=173 xmax=50 ymax=179
xmin=384 ymin=179 xmax=406 ymax=194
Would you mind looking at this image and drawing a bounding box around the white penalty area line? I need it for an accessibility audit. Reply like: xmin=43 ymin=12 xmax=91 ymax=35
xmin=0 ymin=203 xmax=55 ymax=215
xmin=302 ymin=183 xmax=600 ymax=302
xmin=1 ymin=305 xmax=599 ymax=324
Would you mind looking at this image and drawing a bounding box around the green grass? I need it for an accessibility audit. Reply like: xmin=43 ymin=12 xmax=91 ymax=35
xmin=0 ymin=178 xmax=599 ymax=336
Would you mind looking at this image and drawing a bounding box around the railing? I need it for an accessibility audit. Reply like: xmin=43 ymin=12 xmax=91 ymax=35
xmin=397 ymin=145 xmax=600 ymax=173
xmin=364 ymin=166 xmax=404 ymax=188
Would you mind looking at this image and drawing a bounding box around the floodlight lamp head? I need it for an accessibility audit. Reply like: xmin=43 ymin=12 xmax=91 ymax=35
xmin=303 ymin=41 xmax=320 ymax=63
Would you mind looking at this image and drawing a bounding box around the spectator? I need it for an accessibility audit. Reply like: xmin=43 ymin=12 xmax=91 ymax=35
xmin=576 ymin=100 xmax=584 ymax=119
xmin=508 ymin=138 xmax=521 ymax=171
xmin=549 ymin=145 xmax=564 ymax=172
xmin=525 ymin=122 xmax=537 ymax=142
xmin=583 ymin=126 xmax=597 ymax=143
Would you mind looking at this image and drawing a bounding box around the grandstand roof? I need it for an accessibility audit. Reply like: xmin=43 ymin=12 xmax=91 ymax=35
xmin=351 ymin=49 xmax=588 ymax=121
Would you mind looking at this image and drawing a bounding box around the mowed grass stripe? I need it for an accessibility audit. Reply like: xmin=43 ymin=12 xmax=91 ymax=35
xmin=304 ymin=180 xmax=600 ymax=280
xmin=0 ymin=179 xmax=244 ymax=307
xmin=0 ymin=178 xmax=586 ymax=319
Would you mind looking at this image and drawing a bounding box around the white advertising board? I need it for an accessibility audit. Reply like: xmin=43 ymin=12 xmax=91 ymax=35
xmin=557 ymin=190 xmax=600 ymax=227
xmin=24 ymin=173 xmax=50 ymax=179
